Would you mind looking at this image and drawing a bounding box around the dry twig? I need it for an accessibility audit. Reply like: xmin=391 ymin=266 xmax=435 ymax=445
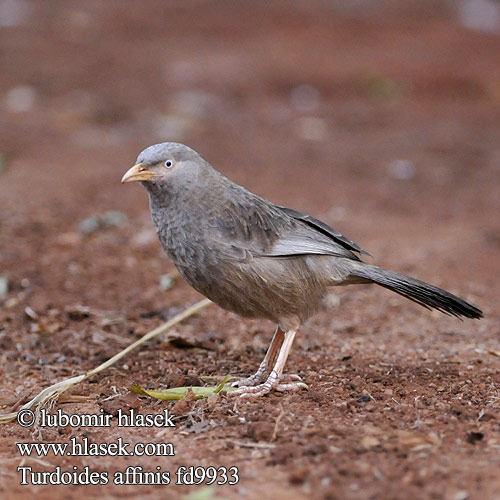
xmin=0 ymin=299 xmax=212 ymax=425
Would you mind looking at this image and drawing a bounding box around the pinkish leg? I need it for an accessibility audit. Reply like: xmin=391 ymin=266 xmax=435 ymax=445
xmin=231 ymin=327 xmax=308 ymax=397
xmin=232 ymin=326 xmax=284 ymax=387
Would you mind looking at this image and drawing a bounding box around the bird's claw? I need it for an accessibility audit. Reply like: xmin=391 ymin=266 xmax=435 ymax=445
xmin=229 ymin=373 xmax=308 ymax=397
xmin=231 ymin=371 xmax=267 ymax=388
xmin=275 ymin=381 xmax=309 ymax=393
xmin=231 ymin=372 xmax=303 ymax=388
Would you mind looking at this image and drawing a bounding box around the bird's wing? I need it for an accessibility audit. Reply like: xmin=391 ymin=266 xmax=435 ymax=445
xmin=265 ymin=226 xmax=361 ymax=260
xmin=209 ymin=188 xmax=369 ymax=262
xmin=275 ymin=206 xmax=371 ymax=257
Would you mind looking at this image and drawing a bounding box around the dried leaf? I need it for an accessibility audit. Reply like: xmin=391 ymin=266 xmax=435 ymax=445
xmin=167 ymin=334 xmax=215 ymax=350
xmin=130 ymin=375 xmax=236 ymax=401
xmin=0 ymin=275 xmax=8 ymax=300
xmin=360 ymin=435 xmax=380 ymax=448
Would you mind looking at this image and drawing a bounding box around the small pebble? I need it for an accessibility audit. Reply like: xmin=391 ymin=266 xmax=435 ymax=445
xmin=387 ymin=159 xmax=416 ymax=180
xmin=357 ymin=395 xmax=371 ymax=403
xmin=458 ymin=0 xmax=499 ymax=33
xmin=0 ymin=275 xmax=8 ymax=300
xmin=78 ymin=215 xmax=100 ymax=233
xmin=24 ymin=306 xmax=39 ymax=321
xmin=451 ymin=490 xmax=468 ymax=500
xmin=78 ymin=211 xmax=127 ymax=233
xmin=159 ymin=274 xmax=174 ymax=291
xmin=101 ymin=210 xmax=127 ymax=227
xmin=5 ymin=85 xmax=36 ymax=112
xmin=290 ymin=84 xmax=320 ymax=113
xmin=295 ymin=116 xmax=327 ymax=141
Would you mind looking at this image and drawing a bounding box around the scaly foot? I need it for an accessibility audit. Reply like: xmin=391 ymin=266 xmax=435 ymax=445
xmin=230 ymin=372 xmax=308 ymax=397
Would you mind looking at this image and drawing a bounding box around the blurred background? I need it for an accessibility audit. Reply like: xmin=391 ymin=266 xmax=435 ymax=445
xmin=1 ymin=0 xmax=499 ymax=310
xmin=1 ymin=0 xmax=499 ymax=308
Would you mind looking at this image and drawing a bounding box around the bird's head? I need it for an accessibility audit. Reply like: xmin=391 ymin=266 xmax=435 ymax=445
xmin=121 ymin=142 xmax=209 ymax=190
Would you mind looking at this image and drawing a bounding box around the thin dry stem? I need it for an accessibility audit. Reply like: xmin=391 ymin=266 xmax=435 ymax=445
xmin=0 ymin=298 xmax=212 ymax=425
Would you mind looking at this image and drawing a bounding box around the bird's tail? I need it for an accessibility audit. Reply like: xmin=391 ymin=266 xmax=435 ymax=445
xmin=348 ymin=263 xmax=482 ymax=319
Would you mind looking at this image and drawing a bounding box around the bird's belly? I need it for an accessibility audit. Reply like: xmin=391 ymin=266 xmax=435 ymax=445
xmin=177 ymin=254 xmax=332 ymax=323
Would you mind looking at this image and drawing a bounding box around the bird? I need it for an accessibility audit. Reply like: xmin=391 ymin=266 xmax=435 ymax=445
xmin=121 ymin=142 xmax=482 ymax=397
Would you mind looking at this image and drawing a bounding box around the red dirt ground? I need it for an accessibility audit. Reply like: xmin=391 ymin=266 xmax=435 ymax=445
xmin=0 ymin=2 xmax=499 ymax=499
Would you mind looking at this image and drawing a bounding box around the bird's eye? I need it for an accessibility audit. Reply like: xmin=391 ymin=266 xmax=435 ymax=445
xmin=165 ymin=160 xmax=173 ymax=168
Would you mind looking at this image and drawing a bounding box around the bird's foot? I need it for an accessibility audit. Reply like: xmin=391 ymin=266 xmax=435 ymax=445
xmin=231 ymin=370 xmax=267 ymax=388
xmin=276 ymin=374 xmax=305 ymax=388
xmin=231 ymin=372 xmax=303 ymax=388
xmin=229 ymin=372 xmax=308 ymax=397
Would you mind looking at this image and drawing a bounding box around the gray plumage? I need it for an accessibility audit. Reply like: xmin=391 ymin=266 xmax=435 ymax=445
xmin=127 ymin=142 xmax=482 ymax=327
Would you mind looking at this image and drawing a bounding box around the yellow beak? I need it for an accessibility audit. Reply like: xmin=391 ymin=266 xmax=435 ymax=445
xmin=121 ymin=163 xmax=163 ymax=184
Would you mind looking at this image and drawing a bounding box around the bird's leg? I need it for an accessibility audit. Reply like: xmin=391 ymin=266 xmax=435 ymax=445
xmin=231 ymin=327 xmax=307 ymax=397
xmin=231 ymin=326 xmax=285 ymax=387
